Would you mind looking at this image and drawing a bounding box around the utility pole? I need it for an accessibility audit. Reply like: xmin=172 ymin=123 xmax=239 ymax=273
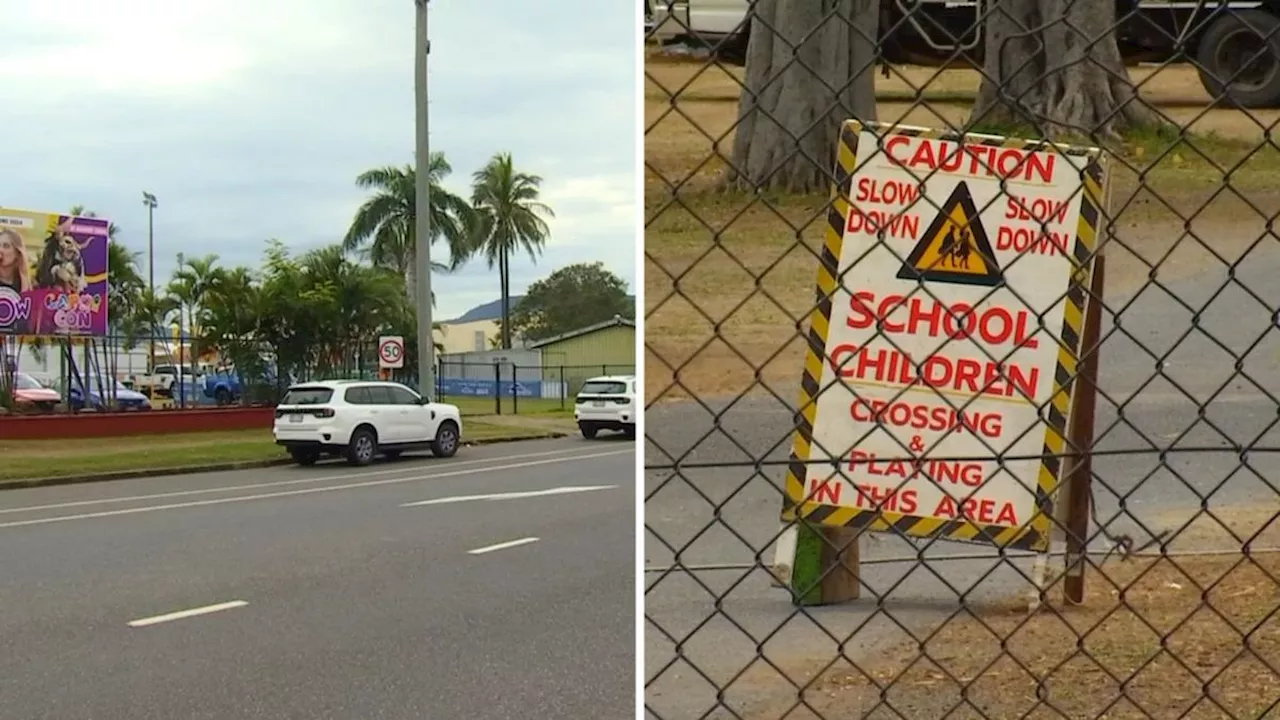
xmin=142 ymin=192 xmax=157 ymax=375
xmin=414 ymin=0 xmax=435 ymax=396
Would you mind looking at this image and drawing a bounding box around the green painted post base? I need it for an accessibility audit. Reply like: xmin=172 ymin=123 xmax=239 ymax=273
xmin=789 ymin=522 xmax=862 ymax=606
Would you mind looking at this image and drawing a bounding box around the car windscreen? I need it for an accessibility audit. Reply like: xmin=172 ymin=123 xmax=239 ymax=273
xmin=281 ymin=387 xmax=334 ymax=405
xmin=579 ymin=381 xmax=628 ymax=395
xmin=13 ymin=374 xmax=44 ymax=390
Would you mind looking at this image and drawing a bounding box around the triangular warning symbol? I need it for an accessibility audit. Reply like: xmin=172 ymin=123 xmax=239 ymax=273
xmin=896 ymin=181 xmax=1004 ymax=288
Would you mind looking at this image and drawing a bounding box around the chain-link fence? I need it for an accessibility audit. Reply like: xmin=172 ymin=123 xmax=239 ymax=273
xmin=645 ymin=1 xmax=1280 ymax=718
xmin=436 ymin=359 xmax=637 ymax=414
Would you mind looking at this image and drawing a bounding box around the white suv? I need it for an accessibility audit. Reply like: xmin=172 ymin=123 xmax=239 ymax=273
xmin=574 ymin=375 xmax=637 ymax=440
xmin=272 ymin=380 xmax=463 ymax=466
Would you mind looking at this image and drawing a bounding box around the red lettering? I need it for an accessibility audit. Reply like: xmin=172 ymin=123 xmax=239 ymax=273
xmin=845 ymin=292 xmax=1039 ymax=350
xmin=807 ymin=478 xmax=843 ymax=505
xmin=996 ymin=226 xmax=1070 ymax=256
xmin=846 ymin=450 xmax=985 ymax=487
xmin=855 ymin=177 xmax=922 ymax=207
xmin=849 ymin=398 xmax=1004 ymax=438
xmin=845 ymin=207 xmax=920 ymax=240
xmin=884 ymin=136 xmax=1055 ymax=183
xmin=853 ymin=483 xmax=919 ymax=514
xmin=1004 ymin=194 xmax=1069 ymax=223
xmin=932 ymin=495 xmax=1020 ymax=526
xmin=827 ymin=344 xmax=1040 ymax=399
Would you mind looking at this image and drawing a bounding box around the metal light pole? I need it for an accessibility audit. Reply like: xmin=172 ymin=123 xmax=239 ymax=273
xmin=142 ymin=192 xmax=157 ymax=377
xmin=414 ymin=0 xmax=435 ymax=396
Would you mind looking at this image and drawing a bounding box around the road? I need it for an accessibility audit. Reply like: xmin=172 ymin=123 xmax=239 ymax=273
xmin=644 ymin=247 xmax=1280 ymax=718
xmin=0 ymin=437 xmax=637 ymax=720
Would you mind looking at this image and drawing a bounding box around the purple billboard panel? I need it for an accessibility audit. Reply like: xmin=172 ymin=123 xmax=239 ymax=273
xmin=0 ymin=209 xmax=110 ymax=337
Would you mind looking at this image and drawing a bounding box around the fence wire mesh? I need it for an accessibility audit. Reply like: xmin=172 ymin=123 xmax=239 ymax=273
xmin=644 ymin=0 xmax=1280 ymax=718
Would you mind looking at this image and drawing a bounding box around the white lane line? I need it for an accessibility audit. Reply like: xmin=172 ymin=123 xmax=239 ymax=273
xmin=468 ymin=537 xmax=540 ymax=555
xmin=0 ymin=450 xmax=630 ymax=530
xmin=401 ymin=484 xmax=618 ymax=507
xmin=127 ymin=600 xmax=248 ymax=628
xmin=0 ymin=446 xmax=600 ymax=516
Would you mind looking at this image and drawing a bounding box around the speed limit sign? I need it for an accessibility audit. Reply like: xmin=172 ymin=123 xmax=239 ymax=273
xmin=378 ymin=335 xmax=405 ymax=369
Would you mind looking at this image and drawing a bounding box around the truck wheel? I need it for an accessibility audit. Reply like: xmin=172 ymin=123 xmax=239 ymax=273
xmin=215 ymin=387 xmax=231 ymax=406
xmin=1196 ymin=10 xmax=1280 ymax=108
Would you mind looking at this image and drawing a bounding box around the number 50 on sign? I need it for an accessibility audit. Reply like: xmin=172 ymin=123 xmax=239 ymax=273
xmin=378 ymin=336 xmax=405 ymax=369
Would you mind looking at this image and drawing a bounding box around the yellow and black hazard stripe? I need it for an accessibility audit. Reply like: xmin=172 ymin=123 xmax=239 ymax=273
xmin=781 ymin=120 xmax=1106 ymax=555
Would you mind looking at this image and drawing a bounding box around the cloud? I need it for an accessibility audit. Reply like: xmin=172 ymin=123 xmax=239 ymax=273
xmin=0 ymin=0 xmax=636 ymax=321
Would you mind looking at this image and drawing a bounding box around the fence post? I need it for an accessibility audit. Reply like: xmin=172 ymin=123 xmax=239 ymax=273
xmin=1063 ymin=255 xmax=1105 ymax=606
xmin=560 ymin=365 xmax=566 ymax=409
xmin=493 ymin=362 xmax=501 ymax=415
xmin=512 ymin=363 xmax=519 ymax=414
xmin=790 ymin=522 xmax=860 ymax=606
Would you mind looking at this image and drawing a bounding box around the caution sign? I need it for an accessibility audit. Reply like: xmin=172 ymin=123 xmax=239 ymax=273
xmin=897 ymin=181 xmax=1003 ymax=287
xmin=781 ymin=120 xmax=1107 ymax=555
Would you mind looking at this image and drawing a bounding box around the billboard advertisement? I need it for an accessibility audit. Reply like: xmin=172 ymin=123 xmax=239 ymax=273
xmin=0 ymin=208 xmax=110 ymax=337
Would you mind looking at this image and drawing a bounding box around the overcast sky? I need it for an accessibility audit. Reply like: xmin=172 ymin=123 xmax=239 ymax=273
xmin=0 ymin=0 xmax=637 ymax=321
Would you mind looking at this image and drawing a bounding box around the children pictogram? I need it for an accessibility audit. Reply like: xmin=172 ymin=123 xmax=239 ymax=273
xmin=896 ymin=181 xmax=1003 ymax=287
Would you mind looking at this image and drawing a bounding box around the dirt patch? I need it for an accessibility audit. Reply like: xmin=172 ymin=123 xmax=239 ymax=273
xmin=743 ymin=555 xmax=1280 ymax=719
xmin=644 ymin=60 xmax=1280 ymax=404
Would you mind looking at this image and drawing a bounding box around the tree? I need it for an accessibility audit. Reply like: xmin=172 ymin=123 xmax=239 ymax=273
xmin=469 ymin=152 xmax=555 ymax=349
xmin=509 ymin=262 xmax=633 ymax=343
xmin=342 ymin=156 xmax=473 ymax=305
xmin=972 ymin=0 xmax=1156 ymax=139
xmin=729 ymin=0 xmax=880 ymax=193
xmin=168 ymin=253 xmax=222 ymax=365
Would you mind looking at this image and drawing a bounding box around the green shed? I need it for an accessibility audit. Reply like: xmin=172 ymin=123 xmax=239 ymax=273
xmin=531 ymin=315 xmax=636 ymax=395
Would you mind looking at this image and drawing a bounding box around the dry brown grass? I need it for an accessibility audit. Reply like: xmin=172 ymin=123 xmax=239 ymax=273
xmin=745 ymin=555 xmax=1280 ymax=720
xmin=644 ymin=58 xmax=1280 ymax=404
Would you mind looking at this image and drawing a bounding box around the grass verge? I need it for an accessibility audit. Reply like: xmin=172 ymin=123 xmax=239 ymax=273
xmin=749 ymin=555 xmax=1280 ymax=719
xmin=0 ymin=421 xmax=561 ymax=484
xmin=445 ymin=395 xmax=575 ymax=419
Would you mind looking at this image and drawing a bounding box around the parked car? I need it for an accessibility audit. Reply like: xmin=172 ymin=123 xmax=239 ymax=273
xmin=574 ymin=375 xmax=637 ymax=439
xmin=10 ymin=372 xmax=60 ymax=413
xmin=272 ymin=380 xmax=463 ymax=467
xmin=68 ymin=376 xmax=153 ymax=412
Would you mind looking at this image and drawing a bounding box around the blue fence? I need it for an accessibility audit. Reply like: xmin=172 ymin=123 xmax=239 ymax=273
xmin=438 ymin=378 xmax=543 ymax=398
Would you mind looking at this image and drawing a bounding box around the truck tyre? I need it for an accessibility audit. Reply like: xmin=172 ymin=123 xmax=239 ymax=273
xmin=214 ymin=387 xmax=231 ymax=406
xmin=1196 ymin=10 xmax=1280 ymax=108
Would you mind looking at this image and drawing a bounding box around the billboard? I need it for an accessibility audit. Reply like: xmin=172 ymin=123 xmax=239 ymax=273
xmin=0 ymin=208 xmax=110 ymax=337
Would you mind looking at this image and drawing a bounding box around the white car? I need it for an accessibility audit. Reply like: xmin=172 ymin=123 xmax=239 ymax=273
xmin=272 ymin=380 xmax=463 ymax=466
xmin=574 ymin=375 xmax=637 ymax=439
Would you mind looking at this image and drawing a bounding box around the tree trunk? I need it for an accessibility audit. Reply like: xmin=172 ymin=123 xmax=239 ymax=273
xmin=499 ymin=246 xmax=511 ymax=349
xmin=404 ymin=258 xmax=418 ymax=307
xmin=728 ymin=0 xmax=880 ymax=193
xmin=973 ymin=0 xmax=1158 ymax=139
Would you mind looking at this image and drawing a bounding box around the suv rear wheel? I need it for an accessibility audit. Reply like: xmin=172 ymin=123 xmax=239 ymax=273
xmin=346 ymin=427 xmax=378 ymax=466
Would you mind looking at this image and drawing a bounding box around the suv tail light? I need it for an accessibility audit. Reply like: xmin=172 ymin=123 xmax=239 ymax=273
xmin=313 ymin=407 xmax=335 ymax=418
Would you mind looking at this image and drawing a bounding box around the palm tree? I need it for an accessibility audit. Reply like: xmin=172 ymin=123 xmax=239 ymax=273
xmin=168 ymin=253 xmax=222 ymax=367
xmin=468 ymin=152 xmax=555 ymax=349
xmin=342 ymin=154 xmax=474 ymax=305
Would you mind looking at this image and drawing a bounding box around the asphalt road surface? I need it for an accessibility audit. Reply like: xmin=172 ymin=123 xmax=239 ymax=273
xmin=644 ymin=245 xmax=1280 ymax=718
xmin=0 ymin=437 xmax=636 ymax=720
